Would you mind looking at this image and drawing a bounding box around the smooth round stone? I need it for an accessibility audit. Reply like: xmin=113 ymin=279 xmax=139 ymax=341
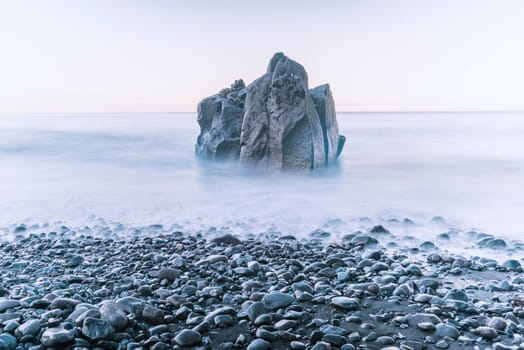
xmin=192 ymin=321 xmax=210 ymax=334
xmin=474 ymin=326 xmax=498 ymax=339
xmin=247 ymin=302 xmax=266 ymax=321
xmin=206 ymin=254 xmax=228 ymax=264
xmin=40 ymin=328 xmax=75 ymax=347
xmin=292 ymin=281 xmax=314 ymax=294
xmin=174 ymin=329 xmax=202 ymax=347
xmin=331 ymin=297 xmax=360 ymax=310
xmin=312 ymin=342 xmax=331 ymax=350
xmin=81 ymin=317 xmax=114 ymax=341
xmin=417 ymin=322 xmax=436 ymax=331
xmin=151 ymin=342 xmax=169 ymax=350
xmin=50 ymin=297 xmax=80 ymax=309
xmin=444 ymin=290 xmax=468 ymax=302
xmin=274 ymin=319 xmax=297 ymax=330
xmin=370 ymin=262 xmax=389 ymax=273
xmin=246 ymin=338 xmax=270 ymax=350
xmin=376 ymin=336 xmax=395 ymax=345
xmin=321 ymin=325 xmax=349 ymax=336
xmin=0 ymin=333 xmax=17 ymax=350
xmin=347 ymin=332 xmax=361 ymax=342
xmin=5 ymin=321 xmax=20 ymax=334
xmin=256 ymin=329 xmax=277 ymax=341
xmin=262 ymin=292 xmax=294 ymax=310
xmin=322 ymin=333 xmax=347 ymax=346
xmin=290 ymin=341 xmax=306 ymax=350
xmin=254 ymin=314 xmax=272 ymax=326
xmin=341 ymin=345 xmax=356 ymax=350
xmin=363 ymin=332 xmax=377 ymax=341
xmin=137 ymin=285 xmax=152 ymax=296
xmin=157 ymin=268 xmax=180 ymax=282
xmin=15 ymin=319 xmax=41 ymax=337
xmin=435 ymin=323 xmax=460 ymax=339
xmin=0 ymin=300 xmax=20 ymax=313
xmin=142 ymin=305 xmax=164 ymax=325
xmin=214 ymin=314 xmax=234 ymax=328
xmin=486 ymin=239 xmax=507 ymax=249
xmin=488 ymin=317 xmax=507 ymax=331
xmin=100 ymin=301 xmax=127 ymax=331
xmin=502 ymin=260 xmax=522 ymax=272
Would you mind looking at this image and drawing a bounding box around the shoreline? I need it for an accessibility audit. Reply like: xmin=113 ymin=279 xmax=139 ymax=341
xmin=1 ymin=223 xmax=523 ymax=350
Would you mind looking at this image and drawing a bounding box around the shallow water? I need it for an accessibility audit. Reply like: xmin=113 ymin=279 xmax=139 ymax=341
xmin=0 ymin=112 xmax=523 ymax=242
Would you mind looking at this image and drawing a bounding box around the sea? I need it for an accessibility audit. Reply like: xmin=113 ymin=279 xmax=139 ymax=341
xmin=1 ymin=112 xmax=523 ymax=247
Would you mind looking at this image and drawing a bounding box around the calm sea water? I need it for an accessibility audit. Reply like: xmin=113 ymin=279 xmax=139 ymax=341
xmin=0 ymin=112 xmax=523 ymax=241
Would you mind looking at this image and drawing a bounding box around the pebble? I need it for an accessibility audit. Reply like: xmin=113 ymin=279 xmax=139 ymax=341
xmin=40 ymin=328 xmax=74 ymax=347
xmin=330 ymin=296 xmax=360 ymax=310
xmin=81 ymin=317 xmax=114 ymax=341
xmin=246 ymin=338 xmax=271 ymax=350
xmin=157 ymin=267 xmax=180 ymax=282
xmin=262 ymin=292 xmax=294 ymax=310
xmin=15 ymin=319 xmax=41 ymax=338
xmin=0 ymin=300 xmax=20 ymax=313
xmin=474 ymin=326 xmax=499 ymax=339
xmin=99 ymin=300 xmax=128 ymax=330
xmin=174 ymin=329 xmax=202 ymax=347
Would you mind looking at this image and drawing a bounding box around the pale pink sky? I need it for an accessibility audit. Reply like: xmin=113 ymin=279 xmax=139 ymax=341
xmin=1 ymin=0 xmax=523 ymax=113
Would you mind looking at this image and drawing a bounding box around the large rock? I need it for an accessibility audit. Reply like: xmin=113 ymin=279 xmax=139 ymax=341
xmin=240 ymin=53 xmax=325 ymax=170
xmin=195 ymin=80 xmax=246 ymax=161
xmin=195 ymin=53 xmax=345 ymax=171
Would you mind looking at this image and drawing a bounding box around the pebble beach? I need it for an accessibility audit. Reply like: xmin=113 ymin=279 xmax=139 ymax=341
xmin=1 ymin=219 xmax=523 ymax=350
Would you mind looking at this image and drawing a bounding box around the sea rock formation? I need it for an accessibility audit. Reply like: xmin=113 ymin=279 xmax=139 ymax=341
xmin=195 ymin=80 xmax=246 ymax=161
xmin=195 ymin=53 xmax=345 ymax=170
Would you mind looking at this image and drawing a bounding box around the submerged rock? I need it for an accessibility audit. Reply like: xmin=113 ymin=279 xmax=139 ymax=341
xmin=195 ymin=52 xmax=345 ymax=171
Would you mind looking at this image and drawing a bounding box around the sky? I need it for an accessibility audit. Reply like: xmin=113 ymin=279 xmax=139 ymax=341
xmin=0 ymin=0 xmax=523 ymax=113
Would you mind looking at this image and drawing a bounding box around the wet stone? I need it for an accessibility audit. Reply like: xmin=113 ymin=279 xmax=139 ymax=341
xmin=246 ymin=339 xmax=271 ymax=350
xmin=40 ymin=328 xmax=75 ymax=347
xmin=82 ymin=317 xmax=114 ymax=341
xmin=330 ymin=297 xmax=360 ymax=311
xmin=174 ymin=329 xmax=202 ymax=347
xmin=262 ymin=292 xmax=294 ymax=310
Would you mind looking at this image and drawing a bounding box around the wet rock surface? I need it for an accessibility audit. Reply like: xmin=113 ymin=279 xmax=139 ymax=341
xmin=0 ymin=220 xmax=524 ymax=350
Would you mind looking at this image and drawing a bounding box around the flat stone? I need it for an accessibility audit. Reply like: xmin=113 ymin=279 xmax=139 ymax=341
xmin=142 ymin=305 xmax=164 ymax=325
xmin=40 ymin=328 xmax=74 ymax=347
xmin=0 ymin=333 xmax=17 ymax=350
xmin=174 ymin=329 xmax=202 ymax=347
xmin=0 ymin=300 xmax=20 ymax=313
xmin=247 ymin=302 xmax=267 ymax=321
xmin=15 ymin=319 xmax=41 ymax=338
xmin=474 ymin=326 xmax=498 ymax=339
xmin=157 ymin=268 xmax=180 ymax=282
xmin=435 ymin=323 xmax=459 ymax=339
xmin=247 ymin=339 xmax=271 ymax=350
xmin=50 ymin=297 xmax=80 ymax=309
xmin=331 ymin=296 xmax=360 ymax=310
xmin=262 ymin=292 xmax=294 ymax=310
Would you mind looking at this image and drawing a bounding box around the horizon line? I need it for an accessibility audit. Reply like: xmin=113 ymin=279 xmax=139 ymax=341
xmin=1 ymin=110 xmax=523 ymax=115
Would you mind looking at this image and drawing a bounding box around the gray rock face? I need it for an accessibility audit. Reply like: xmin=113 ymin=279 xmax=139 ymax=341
xmin=310 ymin=84 xmax=345 ymax=163
xmin=240 ymin=53 xmax=326 ymax=170
xmin=196 ymin=80 xmax=246 ymax=161
xmin=195 ymin=53 xmax=345 ymax=171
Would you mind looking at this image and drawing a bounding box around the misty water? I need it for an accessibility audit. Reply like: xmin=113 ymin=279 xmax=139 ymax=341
xmin=1 ymin=112 xmax=523 ymax=252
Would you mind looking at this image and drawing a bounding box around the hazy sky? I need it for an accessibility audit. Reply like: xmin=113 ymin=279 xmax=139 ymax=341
xmin=1 ymin=0 xmax=523 ymax=113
